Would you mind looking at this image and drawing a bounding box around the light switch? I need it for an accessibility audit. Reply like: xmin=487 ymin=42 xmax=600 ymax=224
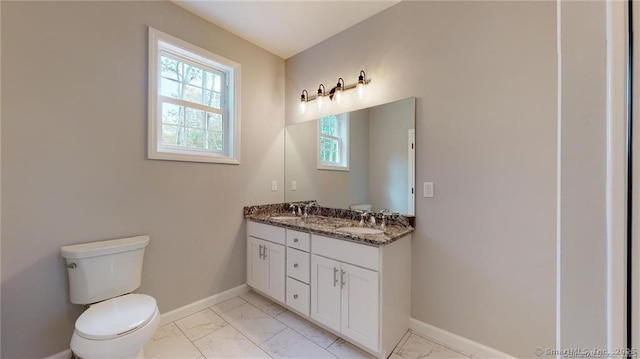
xmin=272 ymin=180 xmax=278 ymax=192
xmin=423 ymin=182 xmax=434 ymax=198
xmin=292 ymin=181 xmax=297 ymax=191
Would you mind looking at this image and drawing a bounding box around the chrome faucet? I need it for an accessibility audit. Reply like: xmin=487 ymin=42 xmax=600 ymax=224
xmin=304 ymin=201 xmax=320 ymax=218
xmin=289 ymin=204 xmax=302 ymax=216
xmin=355 ymin=211 xmax=369 ymax=226
xmin=379 ymin=209 xmax=391 ymax=230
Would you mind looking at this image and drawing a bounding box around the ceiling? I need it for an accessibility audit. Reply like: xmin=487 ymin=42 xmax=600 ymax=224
xmin=172 ymin=1 xmax=400 ymax=59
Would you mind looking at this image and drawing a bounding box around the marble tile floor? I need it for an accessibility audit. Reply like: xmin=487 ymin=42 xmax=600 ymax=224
xmin=144 ymin=290 xmax=473 ymax=359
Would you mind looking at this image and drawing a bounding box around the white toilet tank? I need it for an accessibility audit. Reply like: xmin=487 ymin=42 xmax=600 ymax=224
xmin=61 ymin=235 xmax=150 ymax=305
xmin=350 ymin=204 xmax=373 ymax=212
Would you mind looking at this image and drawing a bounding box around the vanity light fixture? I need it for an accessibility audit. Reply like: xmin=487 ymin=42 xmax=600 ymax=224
xmin=329 ymin=78 xmax=345 ymax=104
xmin=357 ymin=70 xmax=366 ymax=99
xmin=298 ymin=70 xmax=370 ymax=110
xmin=316 ymin=84 xmax=326 ymax=109
xmin=300 ymin=89 xmax=309 ymax=113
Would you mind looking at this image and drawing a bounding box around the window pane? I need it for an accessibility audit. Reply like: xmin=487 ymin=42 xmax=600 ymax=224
xmin=186 ymin=128 xmax=205 ymax=148
xmin=160 ymin=56 xmax=179 ymax=80
xmin=184 ymin=65 xmax=203 ymax=86
xmin=162 ymin=124 xmax=182 ymax=146
xmin=185 ymin=108 xmax=205 ymax=129
xmin=205 ymin=72 xmax=221 ymax=92
xmin=204 ymin=90 xmax=221 ymax=109
xmin=162 ymin=103 xmax=183 ymax=125
xmin=208 ymin=131 xmax=224 ymax=151
xmin=207 ymin=113 xmax=223 ymax=131
xmin=320 ymin=137 xmax=339 ymax=164
xmin=160 ymin=78 xmax=181 ymax=99
xmin=320 ymin=116 xmax=338 ymax=136
xmin=184 ymin=85 xmax=203 ymax=104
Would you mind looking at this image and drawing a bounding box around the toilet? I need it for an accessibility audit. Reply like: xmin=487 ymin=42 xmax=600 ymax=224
xmin=61 ymin=235 xmax=160 ymax=359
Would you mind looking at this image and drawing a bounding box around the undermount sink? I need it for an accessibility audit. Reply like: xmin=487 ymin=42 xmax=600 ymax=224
xmin=337 ymin=226 xmax=384 ymax=235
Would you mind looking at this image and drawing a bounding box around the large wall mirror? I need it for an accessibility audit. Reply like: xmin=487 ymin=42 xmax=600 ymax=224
xmin=285 ymin=97 xmax=416 ymax=215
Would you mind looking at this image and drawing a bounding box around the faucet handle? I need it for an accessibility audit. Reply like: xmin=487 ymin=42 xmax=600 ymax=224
xmin=357 ymin=211 xmax=369 ymax=227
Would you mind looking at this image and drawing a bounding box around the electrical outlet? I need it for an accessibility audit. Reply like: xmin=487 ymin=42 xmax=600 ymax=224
xmin=292 ymin=181 xmax=297 ymax=191
xmin=271 ymin=180 xmax=278 ymax=192
xmin=423 ymin=182 xmax=434 ymax=198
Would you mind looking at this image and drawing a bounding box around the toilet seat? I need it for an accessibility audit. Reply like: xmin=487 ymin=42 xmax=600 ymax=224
xmin=75 ymin=294 xmax=157 ymax=340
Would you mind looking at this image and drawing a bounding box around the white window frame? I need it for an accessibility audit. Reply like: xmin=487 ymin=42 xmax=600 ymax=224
xmin=317 ymin=113 xmax=349 ymax=171
xmin=148 ymin=27 xmax=241 ymax=164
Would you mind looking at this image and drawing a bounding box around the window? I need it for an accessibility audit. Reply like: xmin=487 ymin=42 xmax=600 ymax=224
xmin=318 ymin=113 xmax=349 ymax=171
xmin=148 ymin=27 xmax=241 ymax=164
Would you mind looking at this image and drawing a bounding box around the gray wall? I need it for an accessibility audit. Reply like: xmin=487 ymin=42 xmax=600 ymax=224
xmin=286 ymin=1 xmax=559 ymax=356
xmin=1 ymin=1 xmax=284 ymax=357
xmin=560 ymin=0 xmax=607 ymax=350
xmin=368 ymin=97 xmax=414 ymax=214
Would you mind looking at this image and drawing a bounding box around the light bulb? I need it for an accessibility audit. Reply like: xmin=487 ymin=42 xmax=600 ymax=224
xmin=335 ymin=90 xmax=342 ymax=104
xmin=357 ymin=82 xmax=364 ymax=100
xmin=300 ymin=100 xmax=307 ymax=114
xmin=317 ymin=95 xmax=324 ymax=109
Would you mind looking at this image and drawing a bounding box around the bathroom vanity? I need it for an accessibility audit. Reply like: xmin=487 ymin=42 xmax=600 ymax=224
xmin=244 ymin=204 xmax=413 ymax=359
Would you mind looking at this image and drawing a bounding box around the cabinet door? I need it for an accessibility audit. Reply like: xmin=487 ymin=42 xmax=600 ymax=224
xmin=264 ymin=242 xmax=286 ymax=303
xmin=247 ymin=237 xmax=266 ymax=290
xmin=310 ymin=255 xmax=341 ymax=332
xmin=340 ymin=262 xmax=380 ymax=351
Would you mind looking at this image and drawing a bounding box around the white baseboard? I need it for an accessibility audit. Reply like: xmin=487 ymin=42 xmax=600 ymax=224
xmin=159 ymin=284 xmax=250 ymax=325
xmin=44 ymin=284 xmax=250 ymax=359
xmin=409 ymin=317 xmax=516 ymax=359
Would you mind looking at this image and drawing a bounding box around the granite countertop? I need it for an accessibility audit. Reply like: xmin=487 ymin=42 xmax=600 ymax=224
xmin=244 ymin=202 xmax=414 ymax=246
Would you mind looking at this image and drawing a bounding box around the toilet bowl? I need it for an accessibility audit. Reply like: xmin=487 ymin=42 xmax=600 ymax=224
xmin=70 ymin=294 xmax=160 ymax=359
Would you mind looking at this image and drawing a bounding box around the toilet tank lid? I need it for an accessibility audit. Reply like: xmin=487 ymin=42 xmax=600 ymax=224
xmin=61 ymin=235 xmax=150 ymax=259
xmin=75 ymin=294 xmax=157 ymax=340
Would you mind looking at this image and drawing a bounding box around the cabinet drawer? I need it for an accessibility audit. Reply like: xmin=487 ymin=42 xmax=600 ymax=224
xmin=287 ymin=247 xmax=310 ymax=284
xmin=286 ymin=229 xmax=310 ymax=252
xmin=312 ymin=234 xmax=379 ymax=271
xmin=248 ymin=221 xmax=285 ymax=245
xmin=286 ymin=277 xmax=310 ymax=316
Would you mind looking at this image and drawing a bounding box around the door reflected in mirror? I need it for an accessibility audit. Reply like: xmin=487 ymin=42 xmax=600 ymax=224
xmin=285 ymin=97 xmax=416 ymax=215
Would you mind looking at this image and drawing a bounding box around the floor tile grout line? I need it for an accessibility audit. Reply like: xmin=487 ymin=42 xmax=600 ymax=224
xmin=275 ymin=323 xmax=338 ymax=355
xmin=389 ymin=330 xmax=411 ymax=356
xmin=176 ymin=307 xmax=229 ymax=343
xmin=273 ymin=310 xmax=340 ymax=350
xmin=179 ymin=306 xmax=275 ymax=359
xmin=242 ymin=292 xmax=340 ymax=352
xmin=172 ymin=319 xmax=210 ymax=358
xmin=210 ymin=296 xmax=248 ymax=315
xmin=244 ymin=293 xmax=370 ymax=356
xmin=214 ymin=303 xmax=282 ymax=358
xmin=404 ymin=330 xmax=474 ymax=359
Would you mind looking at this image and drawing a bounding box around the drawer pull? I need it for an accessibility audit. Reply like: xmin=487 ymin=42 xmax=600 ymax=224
xmin=294 ymin=238 xmax=299 ymax=243
xmin=341 ymin=269 xmax=346 ymax=289
xmin=293 ymin=294 xmax=298 ymax=299
xmin=333 ymin=267 xmax=339 ymax=287
xmin=293 ymin=263 xmax=299 ymax=268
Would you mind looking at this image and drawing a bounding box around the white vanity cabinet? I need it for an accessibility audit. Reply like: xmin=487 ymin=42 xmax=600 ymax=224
xmin=311 ymin=254 xmax=380 ymax=350
xmin=246 ymin=220 xmax=411 ymax=359
xmin=247 ymin=221 xmax=286 ymax=303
